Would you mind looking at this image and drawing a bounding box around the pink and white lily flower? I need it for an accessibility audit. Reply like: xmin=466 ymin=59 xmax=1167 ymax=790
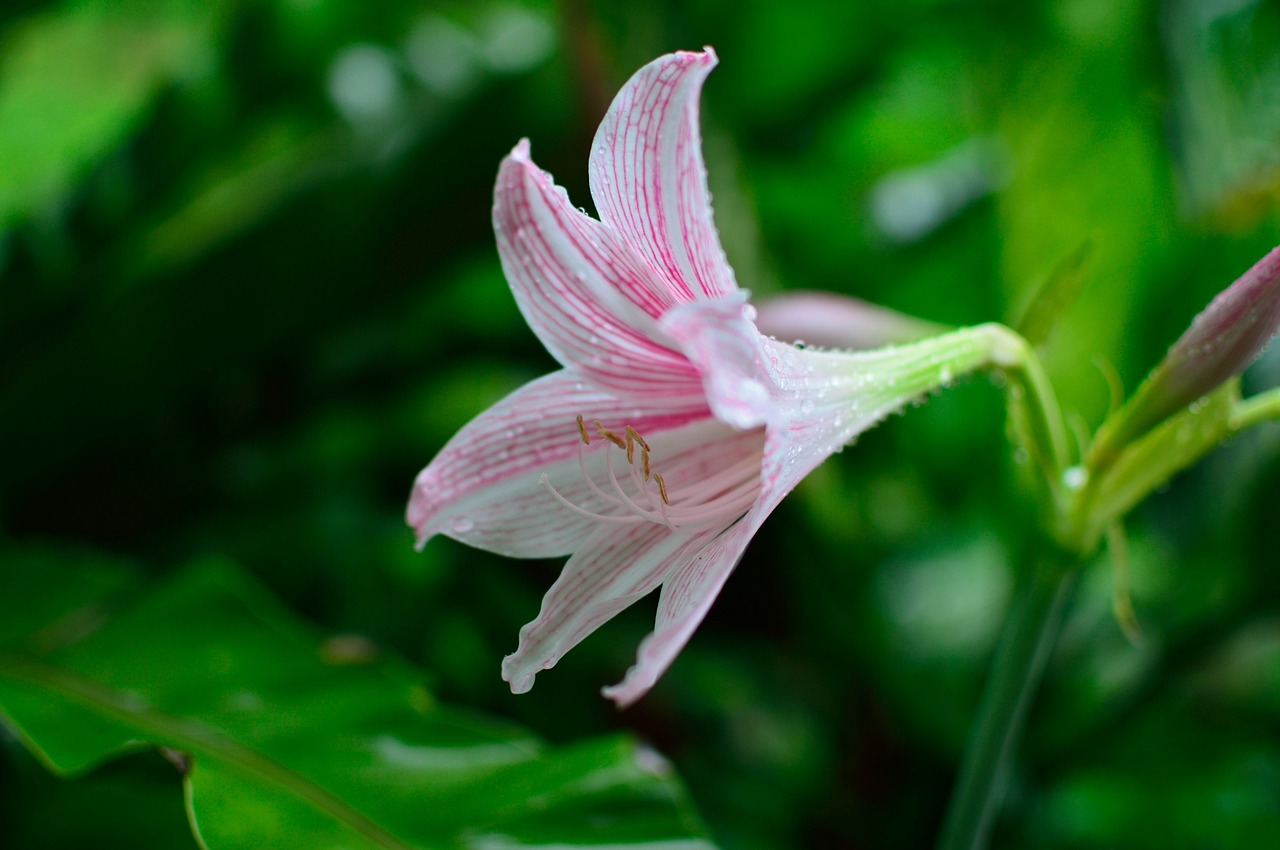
xmin=408 ymin=48 xmax=1013 ymax=706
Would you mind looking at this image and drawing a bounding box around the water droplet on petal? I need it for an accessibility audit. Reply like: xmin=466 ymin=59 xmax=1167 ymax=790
xmin=451 ymin=517 xmax=475 ymax=533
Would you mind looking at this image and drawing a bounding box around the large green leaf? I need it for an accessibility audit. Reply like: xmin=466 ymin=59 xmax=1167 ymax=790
xmin=0 ymin=549 xmax=714 ymax=849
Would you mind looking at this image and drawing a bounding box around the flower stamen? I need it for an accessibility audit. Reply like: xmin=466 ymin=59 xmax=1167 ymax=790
xmin=654 ymin=472 xmax=671 ymax=505
xmin=625 ymin=425 xmax=649 ymax=449
xmin=593 ymin=419 xmax=627 ymax=450
xmin=540 ymin=417 xmax=762 ymax=536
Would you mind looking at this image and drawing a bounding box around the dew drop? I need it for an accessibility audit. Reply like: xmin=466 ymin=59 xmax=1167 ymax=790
xmin=451 ymin=517 xmax=475 ymax=534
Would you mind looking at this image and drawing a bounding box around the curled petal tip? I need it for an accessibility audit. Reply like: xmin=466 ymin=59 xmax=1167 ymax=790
xmin=600 ymin=677 xmax=645 ymax=709
xmin=508 ymin=137 xmax=532 ymax=161
xmin=406 ymin=483 xmax=434 ymax=542
xmin=673 ymin=46 xmax=717 ymax=66
xmin=501 ymin=655 xmax=536 ymax=694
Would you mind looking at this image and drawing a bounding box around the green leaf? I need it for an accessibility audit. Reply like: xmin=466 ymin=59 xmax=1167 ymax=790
xmin=0 ymin=1 xmax=218 ymax=230
xmin=0 ymin=552 xmax=714 ymax=849
xmin=1012 ymin=240 xmax=1093 ymax=348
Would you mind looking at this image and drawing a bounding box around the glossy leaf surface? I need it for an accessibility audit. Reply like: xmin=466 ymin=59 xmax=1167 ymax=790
xmin=0 ymin=551 xmax=713 ymax=850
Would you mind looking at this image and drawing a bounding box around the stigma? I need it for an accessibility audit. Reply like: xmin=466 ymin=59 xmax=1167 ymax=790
xmin=539 ymin=416 xmax=761 ymax=535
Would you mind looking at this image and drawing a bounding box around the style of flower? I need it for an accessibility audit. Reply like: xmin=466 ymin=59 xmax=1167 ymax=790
xmin=407 ymin=48 xmax=1003 ymax=706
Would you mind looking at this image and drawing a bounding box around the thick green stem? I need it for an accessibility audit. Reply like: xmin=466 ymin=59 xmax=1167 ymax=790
xmin=935 ymin=554 xmax=1078 ymax=850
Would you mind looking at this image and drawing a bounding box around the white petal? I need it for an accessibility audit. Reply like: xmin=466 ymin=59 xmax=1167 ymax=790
xmin=661 ymin=293 xmax=775 ymax=430
xmin=494 ymin=142 xmax=708 ymax=405
xmin=588 ymin=48 xmax=739 ymax=302
xmin=407 ymin=371 xmax=707 ymax=558
xmin=601 ymin=520 xmax=756 ymax=707
xmin=502 ymin=522 xmax=714 ymax=694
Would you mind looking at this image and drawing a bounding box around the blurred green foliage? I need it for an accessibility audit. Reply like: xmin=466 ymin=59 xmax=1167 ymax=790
xmin=0 ymin=545 xmax=712 ymax=848
xmin=2 ymin=0 xmax=1279 ymax=848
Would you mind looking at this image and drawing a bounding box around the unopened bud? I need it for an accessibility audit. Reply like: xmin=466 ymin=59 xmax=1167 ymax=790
xmin=1091 ymin=246 xmax=1280 ymax=468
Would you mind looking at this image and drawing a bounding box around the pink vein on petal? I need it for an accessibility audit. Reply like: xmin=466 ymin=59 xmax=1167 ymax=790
xmin=502 ymin=522 xmax=706 ymax=694
xmin=407 ymin=371 xmax=708 ymax=558
xmin=495 ymin=144 xmax=708 ymax=402
xmin=589 ymin=48 xmax=738 ymax=304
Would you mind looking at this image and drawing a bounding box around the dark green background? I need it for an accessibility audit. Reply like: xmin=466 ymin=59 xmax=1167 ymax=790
xmin=3 ymin=0 xmax=1280 ymax=847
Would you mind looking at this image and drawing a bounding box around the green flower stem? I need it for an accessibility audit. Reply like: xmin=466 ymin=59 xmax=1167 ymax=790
xmin=980 ymin=324 xmax=1072 ymax=509
xmin=935 ymin=553 xmax=1078 ymax=850
xmin=930 ymin=325 xmax=1076 ymax=850
xmin=928 ymin=325 xmax=1279 ymax=850
xmin=1232 ymin=385 xmax=1280 ymax=431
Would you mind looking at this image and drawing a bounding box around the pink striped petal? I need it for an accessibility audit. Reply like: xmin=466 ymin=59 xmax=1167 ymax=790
xmin=661 ymin=293 xmax=775 ymax=430
xmin=407 ymin=371 xmax=707 ymax=558
xmin=601 ymin=519 xmax=756 ymax=707
xmin=494 ymin=142 xmax=707 ymax=404
xmin=588 ymin=48 xmax=739 ymax=302
xmin=502 ymin=522 xmax=715 ymax=694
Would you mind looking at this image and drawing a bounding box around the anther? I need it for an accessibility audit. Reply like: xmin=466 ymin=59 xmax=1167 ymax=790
xmin=592 ymin=419 xmax=627 ymax=450
xmin=624 ymin=426 xmax=650 ymax=453
xmin=654 ymin=472 xmax=671 ymax=505
xmin=641 ymin=449 xmax=651 ymax=481
xmin=576 ymin=414 xmax=591 ymax=445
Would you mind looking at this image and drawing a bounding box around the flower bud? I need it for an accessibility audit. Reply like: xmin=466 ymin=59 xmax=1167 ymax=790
xmin=1090 ymin=246 xmax=1280 ymax=468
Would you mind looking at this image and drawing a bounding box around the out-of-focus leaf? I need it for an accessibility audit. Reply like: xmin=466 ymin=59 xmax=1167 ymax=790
xmin=1165 ymin=0 xmax=1280 ymax=229
xmin=996 ymin=3 xmax=1176 ymax=422
xmin=116 ymin=119 xmax=347 ymax=281
xmin=1033 ymin=703 xmax=1280 ymax=849
xmin=0 ymin=542 xmax=136 ymax=647
xmin=0 ymin=1 xmax=219 ymax=230
xmin=1013 ymin=240 xmax=1092 ymax=348
xmin=0 ymin=554 xmax=714 ymax=850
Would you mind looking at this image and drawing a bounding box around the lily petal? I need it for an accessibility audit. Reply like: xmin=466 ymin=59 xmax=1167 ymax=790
xmin=495 ymin=143 xmax=707 ymax=404
xmin=661 ymin=293 xmax=775 ymax=430
xmin=407 ymin=371 xmax=707 ymax=558
xmin=502 ymin=522 xmax=713 ymax=694
xmin=601 ymin=520 xmax=755 ymax=707
xmin=589 ymin=48 xmax=738 ymax=302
